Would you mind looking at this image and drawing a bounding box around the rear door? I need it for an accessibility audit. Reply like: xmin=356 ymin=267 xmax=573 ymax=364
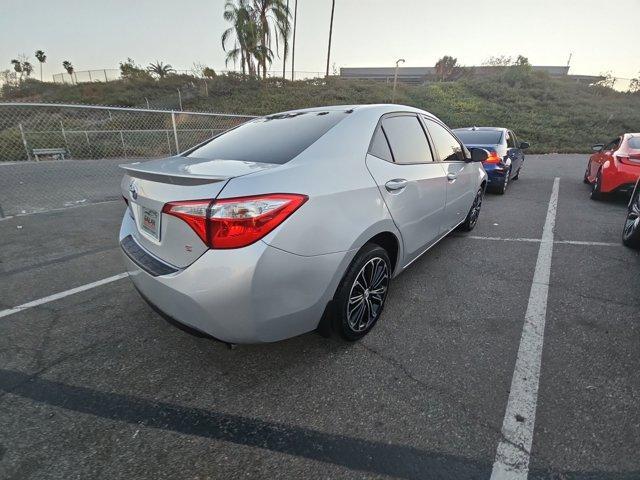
xmin=506 ymin=130 xmax=523 ymax=173
xmin=365 ymin=113 xmax=447 ymax=264
xmin=422 ymin=117 xmax=475 ymax=231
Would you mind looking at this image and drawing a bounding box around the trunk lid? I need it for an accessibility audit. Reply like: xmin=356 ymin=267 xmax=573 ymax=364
xmin=121 ymin=156 xmax=280 ymax=268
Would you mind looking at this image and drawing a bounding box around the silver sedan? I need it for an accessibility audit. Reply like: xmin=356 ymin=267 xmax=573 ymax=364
xmin=119 ymin=104 xmax=488 ymax=344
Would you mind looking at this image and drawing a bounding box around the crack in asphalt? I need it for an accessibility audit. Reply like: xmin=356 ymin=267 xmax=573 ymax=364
xmin=356 ymin=342 xmax=531 ymax=458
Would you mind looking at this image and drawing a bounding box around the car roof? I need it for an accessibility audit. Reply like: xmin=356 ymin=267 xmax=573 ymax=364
xmin=271 ymin=104 xmax=440 ymax=120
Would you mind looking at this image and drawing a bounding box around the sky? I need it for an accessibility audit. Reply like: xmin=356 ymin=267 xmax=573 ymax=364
xmin=1 ymin=0 xmax=639 ymax=81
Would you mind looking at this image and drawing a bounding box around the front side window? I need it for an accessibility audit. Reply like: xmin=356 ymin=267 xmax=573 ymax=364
xmin=186 ymin=110 xmax=349 ymax=164
xmin=424 ymin=119 xmax=465 ymax=162
xmin=604 ymin=137 xmax=621 ymax=152
xmin=381 ymin=115 xmax=434 ymax=164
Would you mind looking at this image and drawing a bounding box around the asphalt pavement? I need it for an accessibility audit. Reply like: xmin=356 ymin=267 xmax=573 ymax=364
xmin=0 ymin=154 xmax=638 ymax=479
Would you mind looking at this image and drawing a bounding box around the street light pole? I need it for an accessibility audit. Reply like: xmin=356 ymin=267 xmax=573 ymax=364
xmin=392 ymin=58 xmax=405 ymax=103
xmin=291 ymin=0 xmax=298 ymax=81
xmin=325 ymin=0 xmax=336 ymax=78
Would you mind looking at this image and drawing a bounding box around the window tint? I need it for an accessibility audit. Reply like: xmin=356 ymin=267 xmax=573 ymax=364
xmin=604 ymin=137 xmax=621 ymax=151
xmin=453 ymin=130 xmax=503 ymax=145
xmin=506 ymin=131 xmax=516 ymax=148
xmin=629 ymin=137 xmax=640 ymax=149
xmin=424 ymin=119 xmax=465 ymax=162
xmin=368 ymin=125 xmax=393 ymax=162
xmin=381 ymin=115 xmax=433 ymax=164
xmin=186 ymin=110 xmax=348 ymax=164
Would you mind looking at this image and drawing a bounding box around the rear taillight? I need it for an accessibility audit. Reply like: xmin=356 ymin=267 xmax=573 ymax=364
xmin=483 ymin=151 xmax=502 ymax=164
xmin=619 ymin=153 xmax=640 ymax=165
xmin=162 ymin=194 xmax=308 ymax=249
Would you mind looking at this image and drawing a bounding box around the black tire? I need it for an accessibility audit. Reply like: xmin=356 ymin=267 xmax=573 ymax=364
xmin=459 ymin=187 xmax=484 ymax=232
xmin=590 ymin=168 xmax=605 ymax=201
xmin=583 ymin=164 xmax=590 ymax=184
xmin=512 ymin=169 xmax=520 ymax=181
xmin=333 ymin=244 xmax=391 ymax=341
xmin=496 ymin=168 xmax=511 ymax=195
xmin=622 ymin=187 xmax=640 ymax=249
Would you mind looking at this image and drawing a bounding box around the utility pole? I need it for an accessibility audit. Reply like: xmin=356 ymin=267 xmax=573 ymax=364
xmin=291 ymin=0 xmax=298 ymax=81
xmin=283 ymin=0 xmax=290 ymax=79
xmin=325 ymin=0 xmax=336 ymax=78
xmin=392 ymin=58 xmax=405 ymax=103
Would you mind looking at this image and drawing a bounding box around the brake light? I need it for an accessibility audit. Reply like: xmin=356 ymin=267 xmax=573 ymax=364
xmin=162 ymin=194 xmax=308 ymax=249
xmin=483 ymin=151 xmax=502 ymax=164
xmin=619 ymin=153 xmax=640 ymax=165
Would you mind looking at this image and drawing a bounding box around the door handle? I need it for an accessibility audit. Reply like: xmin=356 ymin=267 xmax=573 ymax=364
xmin=385 ymin=178 xmax=408 ymax=192
xmin=447 ymin=173 xmax=457 ymax=181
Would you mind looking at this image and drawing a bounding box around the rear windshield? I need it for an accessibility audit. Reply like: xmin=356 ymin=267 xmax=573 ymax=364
xmin=453 ymin=130 xmax=503 ymax=145
xmin=185 ymin=110 xmax=349 ymax=164
xmin=629 ymin=137 xmax=640 ymax=149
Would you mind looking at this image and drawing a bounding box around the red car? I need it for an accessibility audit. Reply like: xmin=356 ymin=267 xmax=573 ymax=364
xmin=584 ymin=133 xmax=640 ymax=200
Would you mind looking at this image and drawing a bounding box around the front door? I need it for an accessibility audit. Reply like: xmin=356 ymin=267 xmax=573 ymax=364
xmin=422 ymin=117 xmax=476 ymax=231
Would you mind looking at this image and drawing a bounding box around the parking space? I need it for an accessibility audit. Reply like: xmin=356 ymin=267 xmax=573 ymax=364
xmin=0 ymin=154 xmax=638 ymax=479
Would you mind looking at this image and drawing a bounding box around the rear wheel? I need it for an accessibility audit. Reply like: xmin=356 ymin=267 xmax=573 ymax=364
xmin=333 ymin=244 xmax=391 ymax=341
xmin=460 ymin=187 xmax=484 ymax=231
xmin=590 ymin=168 xmax=606 ymax=200
xmin=622 ymin=187 xmax=640 ymax=249
xmin=512 ymin=169 xmax=520 ymax=181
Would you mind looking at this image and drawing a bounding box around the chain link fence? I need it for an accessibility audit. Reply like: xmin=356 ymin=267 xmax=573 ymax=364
xmin=0 ymin=103 xmax=256 ymax=216
xmin=0 ymin=102 xmax=256 ymax=162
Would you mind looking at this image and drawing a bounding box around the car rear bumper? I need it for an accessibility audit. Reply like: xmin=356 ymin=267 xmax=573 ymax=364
xmin=483 ymin=164 xmax=509 ymax=185
xmin=119 ymin=212 xmax=351 ymax=344
xmin=601 ymin=162 xmax=640 ymax=193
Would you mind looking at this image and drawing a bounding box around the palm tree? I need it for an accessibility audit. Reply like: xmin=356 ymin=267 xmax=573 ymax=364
xmin=10 ymin=59 xmax=23 ymax=81
xmin=35 ymin=50 xmax=46 ymax=81
xmin=22 ymin=61 xmax=33 ymax=78
xmin=434 ymin=55 xmax=458 ymax=81
xmin=252 ymin=0 xmax=290 ymax=79
xmin=222 ymin=0 xmax=256 ymax=76
xmin=147 ymin=61 xmax=175 ymax=78
xmin=62 ymin=60 xmax=74 ymax=84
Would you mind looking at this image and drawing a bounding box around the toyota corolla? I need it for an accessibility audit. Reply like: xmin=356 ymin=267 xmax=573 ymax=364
xmin=119 ymin=105 xmax=488 ymax=344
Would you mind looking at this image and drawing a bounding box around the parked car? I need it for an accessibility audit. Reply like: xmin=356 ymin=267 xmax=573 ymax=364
xmin=452 ymin=127 xmax=529 ymax=194
xmin=622 ymin=178 xmax=640 ymax=249
xmin=584 ymin=133 xmax=640 ymax=200
xmin=119 ymin=105 xmax=488 ymax=344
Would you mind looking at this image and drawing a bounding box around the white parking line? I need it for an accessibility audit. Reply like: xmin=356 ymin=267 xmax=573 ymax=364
xmin=490 ymin=177 xmax=560 ymax=480
xmin=464 ymin=235 xmax=619 ymax=247
xmin=0 ymin=273 xmax=129 ymax=319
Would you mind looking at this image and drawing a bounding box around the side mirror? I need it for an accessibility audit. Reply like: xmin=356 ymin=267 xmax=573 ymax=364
xmin=519 ymin=141 xmax=530 ymax=150
xmin=468 ymin=147 xmax=489 ymax=163
xmin=591 ymin=144 xmax=604 ymax=152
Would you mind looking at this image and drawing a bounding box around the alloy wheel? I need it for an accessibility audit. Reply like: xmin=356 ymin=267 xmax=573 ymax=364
xmin=469 ymin=189 xmax=484 ymax=228
xmin=347 ymin=257 xmax=389 ymax=332
xmin=623 ymin=193 xmax=640 ymax=241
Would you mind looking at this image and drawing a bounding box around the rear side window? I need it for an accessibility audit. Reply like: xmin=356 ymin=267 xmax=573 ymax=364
xmin=381 ymin=115 xmax=434 ymax=164
xmin=424 ymin=119 xmax=465 ymax=162
xmin=186 ymin=111 xmax=348 ymax=164
xmin=628 ymin=137 xmax=640 ymax=149
xmin=506 ymin=131 xmax=516 ymax=148
xmin=369 ymin=125 xmax=393 ymax=162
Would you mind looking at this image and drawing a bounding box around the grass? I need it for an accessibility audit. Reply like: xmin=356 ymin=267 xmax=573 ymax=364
xmin=2 ymin=68 xmax=639 ymax=154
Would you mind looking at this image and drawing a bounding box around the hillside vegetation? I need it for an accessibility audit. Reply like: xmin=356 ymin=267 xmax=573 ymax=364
xmin=2 ymin=68 xmax=640 ymax=154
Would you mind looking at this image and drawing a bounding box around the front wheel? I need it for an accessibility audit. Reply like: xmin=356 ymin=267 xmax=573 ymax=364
xmin=459 ymin=187 xmax=484 ymax=232
xmin=622 ymin=187 xmax=640 ymax=249
xmin=334 ymin=244 xmax=391 ymax=341
xmin=590 ymin=168 xmax=606 ymax=201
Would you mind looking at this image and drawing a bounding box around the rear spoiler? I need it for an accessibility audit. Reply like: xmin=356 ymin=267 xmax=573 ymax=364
xmin=120 ymin=164 xmax=227 ymax=186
